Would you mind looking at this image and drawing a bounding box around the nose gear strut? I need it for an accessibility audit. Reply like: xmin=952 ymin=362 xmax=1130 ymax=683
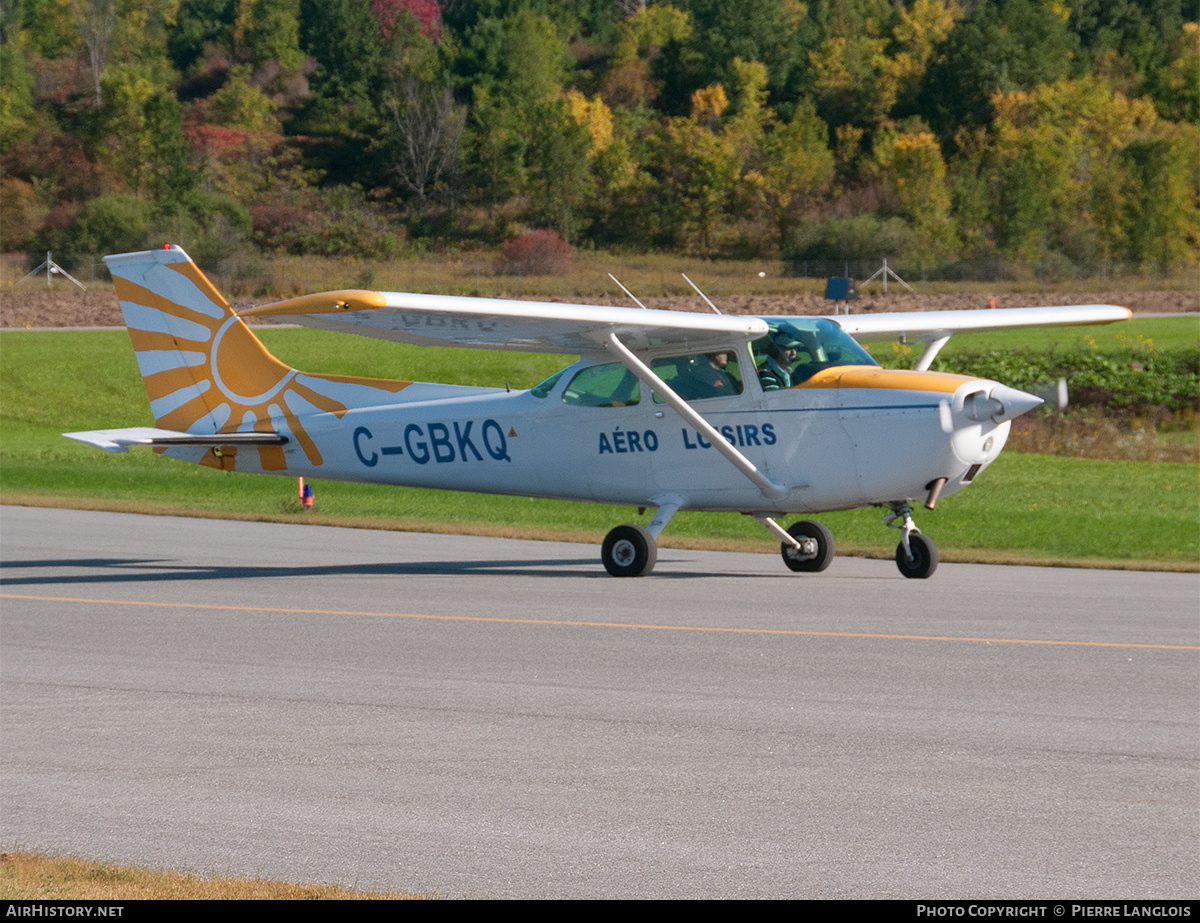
xmin=885 ymin=503 xmax=938 ymax=579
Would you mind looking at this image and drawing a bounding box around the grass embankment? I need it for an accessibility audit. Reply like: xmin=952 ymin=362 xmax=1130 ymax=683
xmin=1 ymin=322 xmax=1196 ymax=570
xmin=0 ymin=850 xmax=429 ymax=900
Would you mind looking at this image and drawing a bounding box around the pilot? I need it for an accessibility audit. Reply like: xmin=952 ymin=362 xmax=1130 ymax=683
xmin=757 ymin=333 xmax=800 ymax=391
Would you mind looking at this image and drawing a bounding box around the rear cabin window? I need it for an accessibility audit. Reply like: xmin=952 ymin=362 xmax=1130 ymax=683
xmin=562 ymin=362 xmax=641 ymax=407
xmin=650 ymin=351 xmax=743 ymax=403
xmin=530 ymin=368 xmax=566 ymax=398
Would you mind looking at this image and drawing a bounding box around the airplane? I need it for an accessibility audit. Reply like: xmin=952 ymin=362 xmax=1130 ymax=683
xmin=65 ymin=245 xmax=1131 ymax=579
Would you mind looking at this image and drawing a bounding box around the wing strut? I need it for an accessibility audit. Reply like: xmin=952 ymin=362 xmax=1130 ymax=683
xmin=914 ymin=333 xmax=951 ymax=371
xmin=601 ymin=332 xmax=789 ymax=502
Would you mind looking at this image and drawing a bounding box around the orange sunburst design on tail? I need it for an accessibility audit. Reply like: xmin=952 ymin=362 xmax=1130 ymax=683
xmin=114 ymin=254 xmax=412 ymax=473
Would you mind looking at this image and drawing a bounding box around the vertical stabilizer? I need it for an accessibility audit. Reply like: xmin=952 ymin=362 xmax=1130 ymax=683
xmin=104 ymin=246 xmax=412 ymax=472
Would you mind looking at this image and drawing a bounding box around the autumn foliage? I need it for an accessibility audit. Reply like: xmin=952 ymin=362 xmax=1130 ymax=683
xmin=0 ymin=0 xmax=1195 ymax=267
xmin=496 ymin=230 xmax=575 ymax=276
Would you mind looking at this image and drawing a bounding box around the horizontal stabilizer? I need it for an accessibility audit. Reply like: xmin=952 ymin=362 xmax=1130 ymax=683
xmin=64 ymin=427 xmax=287 ymax=453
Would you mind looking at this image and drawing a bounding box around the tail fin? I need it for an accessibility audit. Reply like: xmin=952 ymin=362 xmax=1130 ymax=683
xmin=103 ymin=245 xmax=411 ymax=471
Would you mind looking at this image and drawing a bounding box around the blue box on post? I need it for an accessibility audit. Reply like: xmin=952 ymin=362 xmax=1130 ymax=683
xmin=824 ymin=277 xmax=857 ymax=301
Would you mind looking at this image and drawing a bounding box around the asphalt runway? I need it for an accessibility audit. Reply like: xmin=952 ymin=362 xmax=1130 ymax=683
xmin=2 ymin=506 xmax=1196 ymax=899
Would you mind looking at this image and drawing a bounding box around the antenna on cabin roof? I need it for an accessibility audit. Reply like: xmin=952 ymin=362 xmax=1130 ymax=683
xmin=681 ymin=273 xmax=721 ymax=314
xmin=609 ymin=273 xmax=648 ymax=309
xmin=17 ymin=252 xmax=87 ymax=291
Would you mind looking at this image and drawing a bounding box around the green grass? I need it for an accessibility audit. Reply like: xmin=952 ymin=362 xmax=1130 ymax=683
xmin=862 ymin=316 xmax=1200 ymax=360
xmin=2 ymin=326 xmax=1197 ymax=569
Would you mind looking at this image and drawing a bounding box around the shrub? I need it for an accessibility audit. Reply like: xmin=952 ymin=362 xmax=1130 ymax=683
xmin=0 ymin=178 xmax=49 ymax=251
xmin=784 ymin=214 xmax=918 ymax=262
xmin=151 ymin=190 xmax=254 ymax=263
xmin=53 ymin=193 xmax=152 ymax=256
xmin=929 ymin=347 xmax=1199 ymax=413
xmin=260 ymin=186 xmax=404 ymax=260
xmin=495 ymin=229 xmax=574 ymax=276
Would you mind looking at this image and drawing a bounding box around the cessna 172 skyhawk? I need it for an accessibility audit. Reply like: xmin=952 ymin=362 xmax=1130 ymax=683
xmin=66 ymin=245 xmax=1129 ymax=578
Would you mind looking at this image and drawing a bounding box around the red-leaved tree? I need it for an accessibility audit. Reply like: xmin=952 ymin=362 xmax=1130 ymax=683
xmin=370 ymin=0 xmax=443 ymax=40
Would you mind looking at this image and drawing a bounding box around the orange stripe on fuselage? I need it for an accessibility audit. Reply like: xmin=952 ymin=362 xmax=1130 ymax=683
xmin=792 ymin=365 xmax=976 ymax=393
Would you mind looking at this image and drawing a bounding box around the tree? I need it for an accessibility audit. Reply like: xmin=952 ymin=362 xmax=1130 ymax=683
xmin=1069 ymin=0 xmax=1187 ymax=81
xmin=919 ymin=0 xmax=1079 ymax=144
xmin=240 ymin=0 xmax=305 ymax=69
xmin=526 ymin=98 xmax=592 ymax=240
xmin=371 ymin=0 xmax=442 ymax=40
xmin=458 ymin=10 xmax=573 ymax=224
xmin=757 ymin=99 xmax=834 ymax=249
xmin=652 ymin=85 xmax=741 ymax=252
xmin=1150 ymin=21 xmax=1199 ymax=123
xmin=100 ymin=64 xmax=193 ymax=202
xmin=467 ymin=85 xmax=527 ymax=221
xmin=0 ymin=33 xmax=40 ymax=151
xmin=599 ymin=3 xmax=691 ymax=107
xmin=300 ymin=0 xmax=385 ymax=107
xmin=1122 ymin=122 xmax=1198 ymax=264
xmin=872 ymin=126 xmax=955 ymax=260
xmin=652 ymin=0 xmax=813 ymax=117
xmin=73 ymin=0 xmax=115 ymax=106
xmin=989 ymin=77 xmax=1160 ymax=263
xmin=387 ymin=78 xmax=465 ymax=210
xmin=169 ymin=0 xmax=238 ymax=73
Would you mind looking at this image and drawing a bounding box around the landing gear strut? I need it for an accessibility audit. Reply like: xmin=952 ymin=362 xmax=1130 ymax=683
xmin=886 ymin=504 xmax=938 ymax=579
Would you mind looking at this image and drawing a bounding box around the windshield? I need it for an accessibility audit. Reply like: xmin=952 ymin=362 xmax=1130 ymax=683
xmin=752 ymin=318 xmax=877 ymax=388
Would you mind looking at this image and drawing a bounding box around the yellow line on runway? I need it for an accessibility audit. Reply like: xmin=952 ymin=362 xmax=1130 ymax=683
xmin=5 ymin=593 xmax=1197 ymax=651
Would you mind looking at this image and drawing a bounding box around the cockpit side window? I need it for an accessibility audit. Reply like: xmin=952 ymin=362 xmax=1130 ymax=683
xmin=561 ymin=362 xmax=641 ymax=406
xmin=753 ymin=319 xmax=877 ymax=388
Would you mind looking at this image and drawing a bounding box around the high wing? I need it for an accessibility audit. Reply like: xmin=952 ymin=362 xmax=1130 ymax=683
xmin=816 ymin=304 xmax=1132 ymax=370
xmin=240 ymin=290 xmax=768 ymax=354
xmin=828 ymin=304 xmax=1131 ymax=339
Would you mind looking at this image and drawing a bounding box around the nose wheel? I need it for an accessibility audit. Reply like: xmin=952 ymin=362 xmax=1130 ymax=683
xmin=886 ymin=504 xmax=938 ymax=579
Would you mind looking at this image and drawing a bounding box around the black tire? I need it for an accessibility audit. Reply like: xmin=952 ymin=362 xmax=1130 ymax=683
xmin=780 ymin=520 xmax=835 ymax=573
xmin=896 ymin=533 xmax=938 ymax=579
xmin=602 ymin=524 xmax=657 ymax=577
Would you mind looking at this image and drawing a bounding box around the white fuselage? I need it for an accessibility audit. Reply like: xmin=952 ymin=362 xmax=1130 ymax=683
xmin=163 ymin=347 xmax=1011 ymax=515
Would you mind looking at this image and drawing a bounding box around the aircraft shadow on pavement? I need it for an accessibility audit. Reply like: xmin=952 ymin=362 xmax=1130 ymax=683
xmin=0 ymin=554 xmax=767 ymax=584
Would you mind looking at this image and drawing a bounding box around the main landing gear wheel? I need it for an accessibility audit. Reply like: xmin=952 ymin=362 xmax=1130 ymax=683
xmin=781 ymin=520 xmax=835 ymax=573
xmin=602 ymin=524 xmax=657 ymax=577
xmin=896 ymin=533 xmax=938 ymax=579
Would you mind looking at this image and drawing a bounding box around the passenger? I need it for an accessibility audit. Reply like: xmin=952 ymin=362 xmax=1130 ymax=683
xmin=673 ymin=351 xmax=739 ymax=400
xmin=757 ymin=333 xmax=800 ymax=391
xmin=702 ymin=351 xmax=739 ymax=395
